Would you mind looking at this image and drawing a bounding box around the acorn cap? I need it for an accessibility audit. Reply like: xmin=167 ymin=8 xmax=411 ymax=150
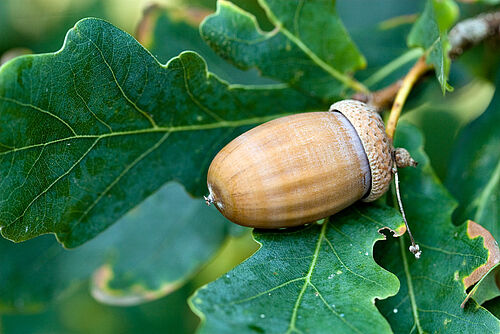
xmin=329 ymin=99 xmax=393 ymax=202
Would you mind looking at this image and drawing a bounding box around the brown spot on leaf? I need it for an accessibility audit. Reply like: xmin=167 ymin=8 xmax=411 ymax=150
xmin=460 ymin=221 xmax=500 ymax=308
xmin=463 ymin=220 xmax=500 ymax=289
xmin=378 ymin=223 xmax=406 ymax=239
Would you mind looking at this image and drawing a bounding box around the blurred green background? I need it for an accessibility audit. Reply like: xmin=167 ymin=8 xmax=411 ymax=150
xmin=0 ymin=0 xmax=495 ymax=333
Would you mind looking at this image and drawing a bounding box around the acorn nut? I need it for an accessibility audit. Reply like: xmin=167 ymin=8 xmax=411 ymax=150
xmin=205 ymin=99 xmax=414 ymax=229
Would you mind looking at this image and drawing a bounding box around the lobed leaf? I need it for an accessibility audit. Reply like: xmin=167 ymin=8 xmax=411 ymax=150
xmin=376 ymin=123 xmax=500 ymax=333
xmin=200 ymin=0 xmax=367 ymax=101
xmin=189 ymin=205 xmax=406 ymax=334
xmin=0 ymin=18 xmax=322 ymax=247
xmin=257 ymin=0 xmax=366 ymax=73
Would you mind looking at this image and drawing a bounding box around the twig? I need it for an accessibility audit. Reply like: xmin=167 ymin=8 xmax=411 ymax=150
xmin=385 ymin=56 xmax=430 ymax=140
xmin=352 ymin=80 xmax=403 ymax=112
xmin=449 ymin=11 xmax=500 ymax=59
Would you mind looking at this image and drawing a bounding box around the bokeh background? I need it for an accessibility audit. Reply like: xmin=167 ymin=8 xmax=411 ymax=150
xmin=0 ymin=0 xmax=495 ymax=333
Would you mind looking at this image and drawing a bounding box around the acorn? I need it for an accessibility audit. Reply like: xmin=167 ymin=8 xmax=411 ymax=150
xmin=205 ymin=100 xmax=417 ymax=230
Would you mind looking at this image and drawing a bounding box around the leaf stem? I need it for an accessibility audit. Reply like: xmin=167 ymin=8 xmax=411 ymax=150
xmin=392 ymin=161 xmax=421 ymax=259
xmin=385 ymin=56 xmax=431 ymax=140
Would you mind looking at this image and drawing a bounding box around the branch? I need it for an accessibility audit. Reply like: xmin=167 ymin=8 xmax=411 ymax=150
xmin=449 ymin=11 xmax=500 ymax=59
xmin=385 ymin=56 xmax=430 ymax=140
xmin=351 ymin=80 xmax=402 ymax=111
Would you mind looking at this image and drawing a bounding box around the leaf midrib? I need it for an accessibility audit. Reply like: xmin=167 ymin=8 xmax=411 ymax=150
xmin=0 ymin=105 xmax=289 ymax=156
xmin=1 ymin=97 xmax=290 ymax=238
xmin=286 ymin=222 xmax=327 ymax=334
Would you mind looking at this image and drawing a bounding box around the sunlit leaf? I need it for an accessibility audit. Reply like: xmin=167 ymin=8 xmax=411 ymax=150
xmin=190 ymin=205 xmax=405 ymax=334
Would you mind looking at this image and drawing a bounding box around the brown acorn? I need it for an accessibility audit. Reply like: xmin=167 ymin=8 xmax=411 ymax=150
xmin=205 ymin=99 xmax=416 ymax=229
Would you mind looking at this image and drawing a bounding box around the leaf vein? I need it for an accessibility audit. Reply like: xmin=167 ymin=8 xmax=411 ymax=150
xmin=0 ymin=96 xmax=78 ymax=136
xmin=71 ymin=131 xmax=172 ymax=231
xmin=0 ymin=113 xmax=289 ymax=156
xmin=286 ymin=222 xmax=327 ymax=334
xmin=323 ymin=235 xmax=384 ymax=288
xmin=399 ymin=237 xmax=423 ymax=333
xmin=178 ymin=56 xmax=225 ymax=122
xmin=228 ymin=277 xmax=305 ymax=305
xmin=77 ymin=28 xmax=158 ymax=128
xmin=308 ymin=282 xmax=363 ymax=333
xmin=5 ymin=138 xmax=100 ymax=230
xmin=69 ymin=65 xmax=114 ymax=133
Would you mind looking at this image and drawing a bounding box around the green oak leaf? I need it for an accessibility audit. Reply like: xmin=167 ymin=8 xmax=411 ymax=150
xmin=257 ymin=0 xmax=366 ymax=73
xmin=0 ymin=182 xmax=241 ymax=312
xmin=0 ymin=18 xmax=322 ymax=247
xmin=446 ymin=74 xmax=500 ymax=243
xmin=189 ymin=205 xmax=406 ymax=334
xmin=136 ymin=4 xmax=274 ymax=85
xmin=200 ymin=0 xmax=367 ymax=101
xmin=408 ymin=0 xmax=457 ymax=93
xmin=401 ymin=79 xmax=494 ymax=180
xmin=376 ymin=123 xmax=500 ymax=333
